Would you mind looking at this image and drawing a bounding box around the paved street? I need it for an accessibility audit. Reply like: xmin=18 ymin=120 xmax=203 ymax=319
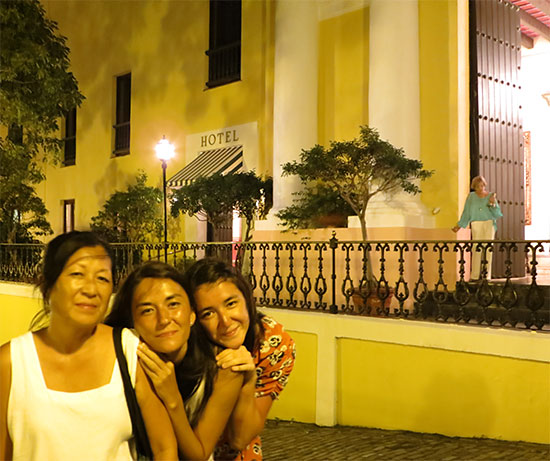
xmin=261 ymin=420 xmax=550 ymax=460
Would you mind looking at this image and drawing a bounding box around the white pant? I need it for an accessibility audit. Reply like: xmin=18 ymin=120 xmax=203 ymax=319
xmin=470 ymin=220 xmax=495 ymax=279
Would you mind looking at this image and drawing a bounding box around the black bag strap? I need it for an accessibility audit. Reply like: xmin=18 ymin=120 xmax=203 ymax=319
xmin=113 ymin=327 xmax=153 ymax=460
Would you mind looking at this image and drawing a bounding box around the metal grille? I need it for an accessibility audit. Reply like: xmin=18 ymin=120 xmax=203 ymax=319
xmin=206 ymin=0 xmax=241 ymax=88
xmin=63 ymin=108 xmax=76 ymax=166
xmin=113 ymin=122 xmax=130 ymax=155
xmin=113 ymin=73 xmax=131 ymax=155
xmin=206 ymin=42 xmax=241 ymax=88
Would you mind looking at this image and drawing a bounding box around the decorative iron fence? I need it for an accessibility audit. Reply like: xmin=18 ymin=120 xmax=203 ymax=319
xmin=0 ymin=244 xmax=44 ymax=284
xmin=1 ymin=237 xmax=549 ymax=330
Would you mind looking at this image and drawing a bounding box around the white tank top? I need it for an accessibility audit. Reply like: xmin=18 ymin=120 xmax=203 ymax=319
xmin=8 ymin=329 xmax=139 ymax=461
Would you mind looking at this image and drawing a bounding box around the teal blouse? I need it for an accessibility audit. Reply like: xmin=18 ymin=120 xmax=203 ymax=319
xmin=457 ymin=191 xmax=503 ymax=231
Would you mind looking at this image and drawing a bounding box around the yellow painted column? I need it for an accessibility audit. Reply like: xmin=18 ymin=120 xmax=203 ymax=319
xmin=257 ymin=0 xmax=319 ymax=230
xmin=364 ymin=0 xmax=435 ymax=229
xmin=369 ymin=0 xmax=421 ymax=159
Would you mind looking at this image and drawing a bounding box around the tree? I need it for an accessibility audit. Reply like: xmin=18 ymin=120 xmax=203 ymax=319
xmin=90 ymin=172 xmax=163 ymax=242
xmin=226 ymin=172 xmax=273 ymax=241
xmin=0 ymin=0 xmax=84 ymax=242
xmin=171 ymin=172 xmax=272 ymax=242
xmin=279 ymin=126 xmax=433 ymax=242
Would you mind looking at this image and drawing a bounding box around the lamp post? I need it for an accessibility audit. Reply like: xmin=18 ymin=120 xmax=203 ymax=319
xmin=155 ymin=136 xmax=175 ymax=262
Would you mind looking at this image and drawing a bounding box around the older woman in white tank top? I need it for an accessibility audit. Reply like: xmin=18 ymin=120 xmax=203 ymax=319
xmin=0 ymin=232 xmax=177 ymax=460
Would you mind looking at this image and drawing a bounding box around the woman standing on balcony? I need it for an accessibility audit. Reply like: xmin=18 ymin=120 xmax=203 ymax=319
xmin=452 ymin=175 xmax=503 ymax=280
xmin=0 ymin=231 xmax=176 ymax=461
xmin=186 ymin=258 xmax=296 ymax=461
xmin=105 ymin=260 xmax=244 ymax=460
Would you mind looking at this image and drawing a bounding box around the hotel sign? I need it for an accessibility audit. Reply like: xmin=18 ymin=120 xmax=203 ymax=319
xmin=200 ymin=129 xmax=240 ymax=148
xmin=185 ymin=122 xmax=259 ymax=172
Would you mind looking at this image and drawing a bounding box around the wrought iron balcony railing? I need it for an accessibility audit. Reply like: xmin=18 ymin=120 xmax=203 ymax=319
xmin=1 ymin=237 xmax=548 ymax=330
xmin=205 ymin=41 xmax=241 ymax=88
xmin=113 ymin=121 xmax=130 ymax=155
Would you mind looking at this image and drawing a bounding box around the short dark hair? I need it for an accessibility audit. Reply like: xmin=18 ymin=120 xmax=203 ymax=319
xmin=185 ymin=257 xmax=264 ymax=352
xmin=31 ymin=231 xmax=113 ymax=330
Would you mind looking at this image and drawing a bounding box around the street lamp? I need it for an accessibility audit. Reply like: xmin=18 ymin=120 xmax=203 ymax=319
xmin=155 ymin=136 xmax=175 ymax=262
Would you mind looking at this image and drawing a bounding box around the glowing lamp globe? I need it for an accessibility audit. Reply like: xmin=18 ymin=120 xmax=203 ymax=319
xmin=155 ymin=136 xmax=175 ymax=161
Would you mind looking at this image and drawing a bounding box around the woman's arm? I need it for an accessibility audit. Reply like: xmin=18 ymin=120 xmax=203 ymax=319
xmin=135 ymin=363 xmax=178 ymax=460
xmin=456 ymin=193 xmax=474 ymax=230
xmin=220 ymin=324 xmax=296 ymax=452
xmin=137 ymin=343 xmax=244 ymax=460
xmin=0 ymin=343 xmax=13 ymax=460
xmin=224 ymin=379 xmax=273 ymax=451
xmin=215 ymin=346 xmax=269 ymax=451
xmin=189 ymin=367 xmax=246 ymax=457
xmin=488 ymin=193 xmax=503 ymax=219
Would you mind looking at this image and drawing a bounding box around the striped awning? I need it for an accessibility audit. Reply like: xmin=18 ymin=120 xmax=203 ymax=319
xmin=167 ymin=145 xmax=243 ymax=188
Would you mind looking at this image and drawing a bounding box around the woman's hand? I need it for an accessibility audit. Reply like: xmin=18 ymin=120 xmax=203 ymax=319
xmin=216 ymin=346 xmax=254 ymax=372
xmin=452 ymin=225 xmax=460 ymax=233
xmin=216 ymin=346 xmax=256 ymax=385
xmin=488 ymin=192 xmax=497 ymax=206
xmin=137 ymin=342 xmax=180 ymax=409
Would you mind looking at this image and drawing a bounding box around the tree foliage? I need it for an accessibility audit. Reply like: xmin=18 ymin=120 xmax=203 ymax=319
xmin=171 ymin=172 xmax=273 ymax=241
xmin=90 ymin=172 xmax=163 ymax=243
xmin=279 ymin=126 xmax=434 ymax=241
xmin=0 ymin=0 xmax=84 ymax=242
xmin=276 ymin=185 xmax=354 ymax=230
xmin=0 ymin=136 xmax=54 ymax=242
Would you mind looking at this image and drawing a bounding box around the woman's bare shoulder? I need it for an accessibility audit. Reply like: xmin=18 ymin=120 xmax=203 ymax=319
xmin=95 ymin=323 xmax=114 ymax=339
xmin=0 ymin=341 xmax=11 ymax=373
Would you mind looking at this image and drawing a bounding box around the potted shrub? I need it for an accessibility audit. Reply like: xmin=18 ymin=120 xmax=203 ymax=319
xmin=278 ymin=126 xmax=434 ymax=314
xmin=276 ymin=184 xmax=354 ymax=230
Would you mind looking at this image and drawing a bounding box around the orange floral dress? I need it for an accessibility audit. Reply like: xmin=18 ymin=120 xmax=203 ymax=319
xmin=214 ymin=316 xmax=296 ymax=461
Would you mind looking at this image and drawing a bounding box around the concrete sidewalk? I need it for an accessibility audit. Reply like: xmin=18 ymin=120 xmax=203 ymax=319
xmin=261 ymin=420 xmax=550 ymax=460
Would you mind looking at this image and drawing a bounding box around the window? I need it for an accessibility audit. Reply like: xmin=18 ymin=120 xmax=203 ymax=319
xmin=63 ymin=200 xmax=75 ymax=233
xmin=113 ymin=73 xmax=131 ymax=155
xmin=63 ymin=108 xmax=76 ymax=166
xmin=206 ymin=0 xmax=241 ymax=88
xmin=7 ymin=124 xmax=23 ymax=144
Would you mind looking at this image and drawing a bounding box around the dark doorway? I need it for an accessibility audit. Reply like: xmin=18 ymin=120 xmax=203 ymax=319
xmin=206 ymin=212 xmax=233 ymax=263
xmin=469 ymin=0 xmax=526 ymax=278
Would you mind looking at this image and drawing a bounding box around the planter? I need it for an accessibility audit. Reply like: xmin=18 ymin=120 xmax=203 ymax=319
xmin=351 ymin=286 xmax=393 ymax=317
xmin=315 ymin=214 xmax=349 ymax=228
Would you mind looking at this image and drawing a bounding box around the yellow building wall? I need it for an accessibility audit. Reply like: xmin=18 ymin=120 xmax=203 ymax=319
xmin=0 ymin=289 xmax=41 ymax=346
xmin=338 ymin=338 xmax=550 ymax=444
xmin=35 ymin=0 xmax=469 ymax=242
xmin=418 ymin=0 xmax=469 ymax=228
xmin=269 ymin=331 xmax=318 ymax=424
xmin=263 ymin=307 xmax=550 ymax=445
xmin=41 ymin=0 xmax=274 ymax=239
xmin=318 ymin=7 xmax=369 ymax=145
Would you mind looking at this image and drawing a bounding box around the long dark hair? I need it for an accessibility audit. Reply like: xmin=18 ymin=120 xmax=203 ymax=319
xmin=105 ymin=261 xmax=217 ymax=418
xmin=185 ymin=257 xmax=265 ymax=353
xmin=31 ymin=231 xmax=114 ymax=330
